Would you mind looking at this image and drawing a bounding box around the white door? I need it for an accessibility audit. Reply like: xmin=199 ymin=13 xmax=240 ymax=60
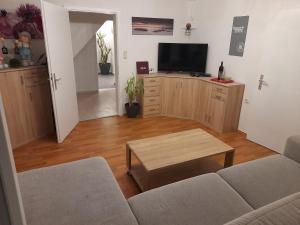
xmin=247 ymin=8 xmax=300 ymax=153
xmin=41 ymin=1 xmax=79 ymax=142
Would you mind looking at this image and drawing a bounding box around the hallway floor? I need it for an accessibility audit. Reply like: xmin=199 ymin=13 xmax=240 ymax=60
xmin=77 ymin=88 xmax=117 ymax=121
xmin=98 ymin=74 xmax=115 ymax=89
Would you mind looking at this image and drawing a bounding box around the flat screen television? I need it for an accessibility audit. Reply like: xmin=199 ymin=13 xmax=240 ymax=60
xmin=158 ymin=43 xmax=208 ymax=73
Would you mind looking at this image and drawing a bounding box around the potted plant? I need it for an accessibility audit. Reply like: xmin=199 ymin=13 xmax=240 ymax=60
xmin=96 ymin=32 xmax=112 ymax=75
xmin=125 ymin=76 xmax=143 ymax=118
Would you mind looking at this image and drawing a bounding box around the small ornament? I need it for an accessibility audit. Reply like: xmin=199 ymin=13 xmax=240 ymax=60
xmin=2 ymin=45 xmax=8 ymax=54
xmin=185 ymin=22 xmax=192 ymax=36
xmin=15 ymin=31 xmax=34 ymax=66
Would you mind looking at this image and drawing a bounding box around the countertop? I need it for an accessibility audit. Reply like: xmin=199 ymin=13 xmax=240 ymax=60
xmin=0 ymin=65 xmax=47 ymax=73
xmin=137 ymin=73 xmax=244 ymax=87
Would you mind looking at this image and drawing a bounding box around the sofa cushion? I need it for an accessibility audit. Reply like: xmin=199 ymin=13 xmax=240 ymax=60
xmin=18 ymin=157 xmax=138 ymax=225
xmin=218 ymin=155 xmax=300 ymax=209
xmin=128 ymin=173 xmax=253 ymax=225
xmin=224 ymin=192 xmax=300 ymax=225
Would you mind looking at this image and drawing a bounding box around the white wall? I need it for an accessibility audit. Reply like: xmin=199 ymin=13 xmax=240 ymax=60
xmin=69 ymin=12 xmax=111 ymax=92
xmin=49 ymin=0 xmax=192 ymax=114
xmin=188 ymin=0 xmax=300 ymax=133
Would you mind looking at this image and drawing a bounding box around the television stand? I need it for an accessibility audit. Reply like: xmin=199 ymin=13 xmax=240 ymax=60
xmin=190 ymin=72 xmax=212 ymax=77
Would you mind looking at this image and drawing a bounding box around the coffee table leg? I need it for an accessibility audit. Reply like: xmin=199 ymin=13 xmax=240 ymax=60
xmin=224 ymin=150 xmax=235 ymax=168
xmin=126 ymin=144 xmax=132 ymax=175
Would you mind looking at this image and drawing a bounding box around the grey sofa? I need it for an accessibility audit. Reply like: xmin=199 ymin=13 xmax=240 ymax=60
xmin=18 ymin=136 xmax=300 ymax=225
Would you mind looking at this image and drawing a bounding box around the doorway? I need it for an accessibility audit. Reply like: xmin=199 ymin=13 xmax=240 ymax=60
xmin=246 ymin=8 xmax=300 ymax=153
xmin=68 ymin=11 xmax=118 ymax=121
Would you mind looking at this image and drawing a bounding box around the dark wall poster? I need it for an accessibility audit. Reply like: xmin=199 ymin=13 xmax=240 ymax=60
xmin=229 ymin=16 xmax=249 ymax=57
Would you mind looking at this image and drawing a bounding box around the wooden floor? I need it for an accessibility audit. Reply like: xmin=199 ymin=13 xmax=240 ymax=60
xmin=13 ymin=116 xmax=275 ymax=198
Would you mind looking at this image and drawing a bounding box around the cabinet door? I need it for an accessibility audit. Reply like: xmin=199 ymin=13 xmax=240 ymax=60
xmin=178 ymin=79 xmax=194 ymax=118
xmin=23 ymin=69 xmax=54 ymax=138
xmin=161 ymin=77 xmax=180 ymax=116
xmin=197 ymin=81 xmax=213 ymax=126
xmin=208 ymin=95 xmax=226 ymax=132
xmin=0 ymin=71 xmax=33 ymax=148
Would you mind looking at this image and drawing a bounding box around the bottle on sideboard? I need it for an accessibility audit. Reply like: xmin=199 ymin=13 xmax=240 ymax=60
xmin=218 ymin=61 xmax=224 ymax=80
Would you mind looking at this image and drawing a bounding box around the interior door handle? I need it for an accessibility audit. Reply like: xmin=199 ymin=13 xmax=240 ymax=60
xmin=53 ymin=73 xmax=62 ymax=90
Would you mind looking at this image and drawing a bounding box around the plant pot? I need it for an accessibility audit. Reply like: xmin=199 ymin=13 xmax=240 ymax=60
xmin=99 ymin=63 xmax=111 ymax=75
xmin=125 ymin=103 xmax=140 ymax=118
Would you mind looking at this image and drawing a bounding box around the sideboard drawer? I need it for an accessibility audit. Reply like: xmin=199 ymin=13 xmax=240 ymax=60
xmin=144 ymin=77 xmax=160 ymax=87
xmin=144 ymin=86 xmax=160 ymax=97
xmin=213 ymin=85 xmax=228 ymax=95
xmin=144 ymin=105 xmax=160 ymax=116
xmin=144 ymin=96 xmax=160 ymax=106
xmin=212 ymin=92 xmax=227 ymax=102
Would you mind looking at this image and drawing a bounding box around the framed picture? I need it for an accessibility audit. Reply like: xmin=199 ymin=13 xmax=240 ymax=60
xmin=0 ymin=5 xmax=44 ymax=39
xmin=229 ymin=16 xmax=249 ymax=57
xmin=132 ymin=17 xmax=174 ymax=36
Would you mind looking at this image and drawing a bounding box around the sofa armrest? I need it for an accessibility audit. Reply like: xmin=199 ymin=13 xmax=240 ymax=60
xmin=284 ymin=136 xmax=300 ymax=164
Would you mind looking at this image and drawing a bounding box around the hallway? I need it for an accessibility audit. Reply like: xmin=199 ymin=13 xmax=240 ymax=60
xmin=77 ymin=88 xmax=117 ymax=121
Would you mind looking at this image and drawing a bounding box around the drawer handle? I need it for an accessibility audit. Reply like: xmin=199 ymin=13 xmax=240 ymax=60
xmin=215 ymin=95 xmax=224 ymax=101
xmin=149 ymin=99 xmax=155 ymax=102
xmin=149 ymin=108 xmax=156 ymax=111
xmin=149 ymin=90 xmax=156 ymax=92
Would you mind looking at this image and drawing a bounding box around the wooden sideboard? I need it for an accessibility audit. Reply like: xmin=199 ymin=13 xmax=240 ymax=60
xmin=0 ymin=66 xmax=54 ymax=148
xmin=138 ymin=73 xmax=245 ymax=133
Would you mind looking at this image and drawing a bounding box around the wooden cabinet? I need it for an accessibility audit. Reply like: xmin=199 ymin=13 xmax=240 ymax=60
xmin=161 ymin=77 xmax=194 ymax=118
xmin=0 ymin=66 xmax=54 ymax=148
xmin=192 ymin=80 xmax=213 ymax=125
xmin=161 ymin=77 xmax=179 ymax=116
xmin=139 ymin=76 xmax=161 ymax=117
xmin=139 ymin=74 xmax=245 ymax=133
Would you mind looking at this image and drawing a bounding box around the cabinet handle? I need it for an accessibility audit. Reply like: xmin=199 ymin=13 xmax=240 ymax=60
xmin=29 ymin=92 xmax=33 ymax=101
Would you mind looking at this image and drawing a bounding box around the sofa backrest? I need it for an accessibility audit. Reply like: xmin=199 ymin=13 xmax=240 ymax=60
xmin=284 ymin=136 xmax=300 ymax=164
xmin=224 ymin=192 xmax=300 ymax=225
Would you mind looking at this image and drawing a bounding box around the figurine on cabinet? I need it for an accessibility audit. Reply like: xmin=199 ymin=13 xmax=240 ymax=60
xmin=15 ymin=31 xmax=34 ymax=66
xmin=0 ymin=36 xmax=9 ymax=69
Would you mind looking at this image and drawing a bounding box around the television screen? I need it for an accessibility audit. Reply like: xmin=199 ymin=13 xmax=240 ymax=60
xmin=158 ymin=43 xmax=208 ymax=73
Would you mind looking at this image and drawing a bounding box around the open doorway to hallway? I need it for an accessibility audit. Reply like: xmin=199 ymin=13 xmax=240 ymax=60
xmin=69 ymin=11 xmax=118 ymax=121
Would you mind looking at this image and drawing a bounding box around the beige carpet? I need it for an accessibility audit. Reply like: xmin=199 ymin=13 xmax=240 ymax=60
xmin=77 ymin=88 xmax=117 ymax=121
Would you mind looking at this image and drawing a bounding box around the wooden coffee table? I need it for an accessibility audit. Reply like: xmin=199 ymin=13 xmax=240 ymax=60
xmin=126 ymin=128 xmax=235 ymax=191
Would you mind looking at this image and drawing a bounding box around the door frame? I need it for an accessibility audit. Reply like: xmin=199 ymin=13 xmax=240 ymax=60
xmin=65 ymin=6 xmax=122 ymax=116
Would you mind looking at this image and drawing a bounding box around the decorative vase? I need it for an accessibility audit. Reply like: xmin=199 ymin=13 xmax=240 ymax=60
xmin=99 ymin=63 xmax=111 ymax=75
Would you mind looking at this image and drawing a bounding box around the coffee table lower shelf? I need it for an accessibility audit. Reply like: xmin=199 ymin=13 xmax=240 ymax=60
xmin=127 ymin=146 xmax=235 ymax=192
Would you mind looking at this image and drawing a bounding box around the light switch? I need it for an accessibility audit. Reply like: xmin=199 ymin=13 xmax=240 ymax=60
xmin=123 ymin=50 xmax=128 ymax=60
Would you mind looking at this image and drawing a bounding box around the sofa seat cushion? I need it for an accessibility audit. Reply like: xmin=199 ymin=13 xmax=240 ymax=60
xmin=224 ymin=192 xmax=300 ymax=225
xmin=18 ymin=157 xmax=138 ymax=225
xmin=218 ymin=155 xmax=300 ymax=209
xmin=128 ymin=173 xmax=253 ymax=225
